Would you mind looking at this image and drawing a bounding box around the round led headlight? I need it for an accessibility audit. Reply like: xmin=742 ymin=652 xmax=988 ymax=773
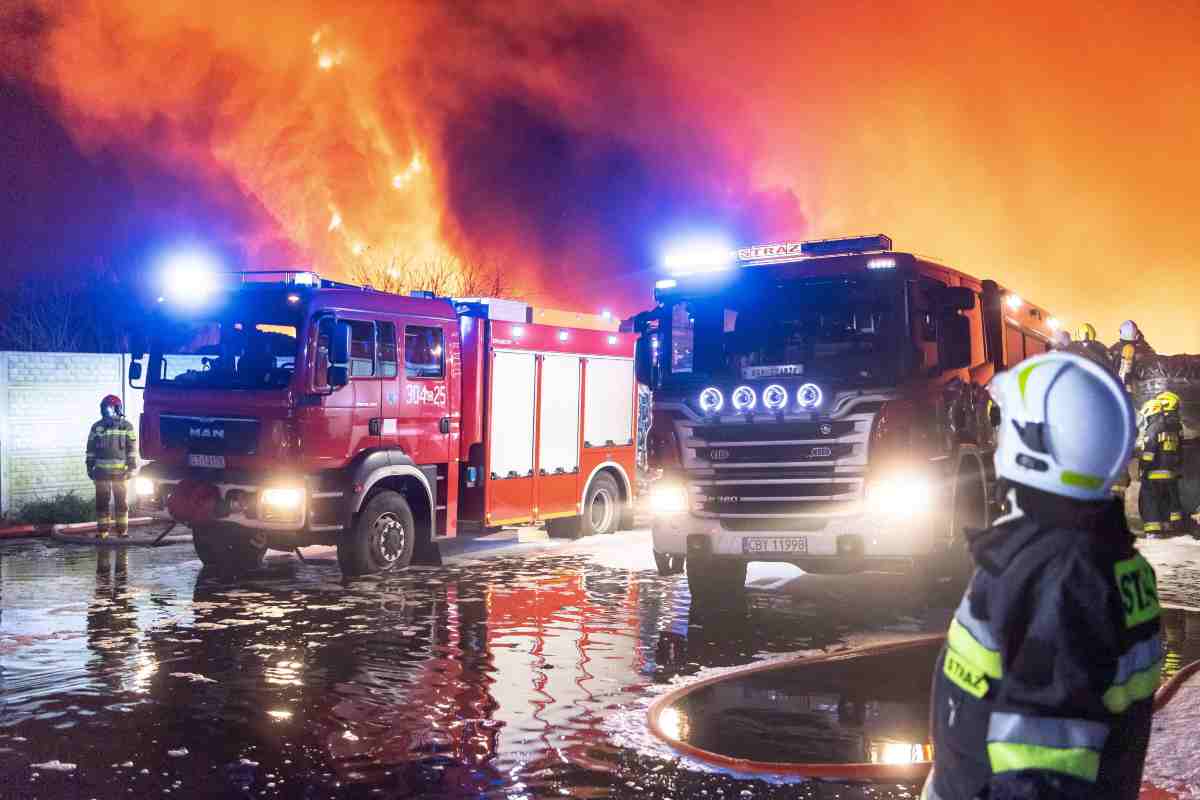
xmin=763 ymin=384 xmax=789 ymax=411
xmin=731 ymin=385 xmax=757 ymax=412
xmin=698 ymin=387 xmax=725 ymax=414
xmin=797 ymin=383 xmax=824 ymax=409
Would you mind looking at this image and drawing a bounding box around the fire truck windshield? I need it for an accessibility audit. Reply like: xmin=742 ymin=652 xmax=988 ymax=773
xmin=149 ymin=300 xmax=302 ymax=390
xmin=667 ymin=277 xmax=900 ymax=384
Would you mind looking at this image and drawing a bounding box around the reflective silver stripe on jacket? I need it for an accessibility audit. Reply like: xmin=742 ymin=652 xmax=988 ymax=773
xmin=954 ymin=592 xmax=1002 ymax=650
xmin=987 ymin=712 xmax=1109 ymax=751
xmin=1114 ymin=634 xmax=1162 ymax=685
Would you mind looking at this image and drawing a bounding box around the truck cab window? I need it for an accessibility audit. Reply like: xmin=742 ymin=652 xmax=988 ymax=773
xmin=405 ymin=325 xmax=445 ymax=379
xmin=349 ymin=321 xmax=375 ymax=377
xmin=377 ymin=321 xmax=398 ymax=378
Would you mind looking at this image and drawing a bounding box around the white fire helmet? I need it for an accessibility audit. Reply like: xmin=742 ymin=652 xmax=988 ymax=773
xmin=989 ymin=352 xmax=1135 ymax=501
xmin=1119 ymin=320 xmax=1139 ymax=342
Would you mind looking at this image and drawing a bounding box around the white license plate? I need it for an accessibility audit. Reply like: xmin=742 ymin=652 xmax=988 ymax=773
xmin=188 ymin=454 xmax=226 ymax=469
xmin=742 ymin=536 xmax=808 ymax=555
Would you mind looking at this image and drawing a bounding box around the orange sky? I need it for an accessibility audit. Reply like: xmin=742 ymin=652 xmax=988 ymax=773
xmin=12 ymin=0 xmax=1200 ymax=352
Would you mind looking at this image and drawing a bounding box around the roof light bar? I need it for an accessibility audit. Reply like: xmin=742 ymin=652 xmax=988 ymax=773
xmin=800 ymin=234 xmax=893 ymax=257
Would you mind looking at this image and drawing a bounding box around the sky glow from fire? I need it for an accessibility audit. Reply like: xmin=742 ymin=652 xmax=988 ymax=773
xmin=2 ymin=0 xmax=1198 ymax=350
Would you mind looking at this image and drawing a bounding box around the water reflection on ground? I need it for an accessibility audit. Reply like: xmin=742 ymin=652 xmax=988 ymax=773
xmin=1 ymin=534 xmax=1198 ymax=799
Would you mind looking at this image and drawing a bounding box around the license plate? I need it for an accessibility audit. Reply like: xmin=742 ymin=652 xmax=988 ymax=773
xmin=742 ymin=536 xmax=808 ymax=554
xmin=188 ymin=454 xmax=226 ymax=469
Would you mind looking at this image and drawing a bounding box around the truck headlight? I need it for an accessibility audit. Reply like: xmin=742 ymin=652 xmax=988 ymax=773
xmin=260 ymin=487 xmax=306 ymax=523
xmin=650 ymin=483 xmax=689 ymax=515
xmin=134 ymin=477 xmax=156 ymax=497
xmin=866 ymin=475 xmax=934 ymax=517
xmin=261 ymin=487 xmax=305 ymax=509
xmin=698 ymin=387 xmax=724 ymax=415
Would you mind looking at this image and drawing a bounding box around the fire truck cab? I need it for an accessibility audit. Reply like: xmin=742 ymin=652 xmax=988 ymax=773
xmin=639 ymin=235 xmax=1057 ymax=605
xmin=132 ymin=271 xmax=639 ymax=575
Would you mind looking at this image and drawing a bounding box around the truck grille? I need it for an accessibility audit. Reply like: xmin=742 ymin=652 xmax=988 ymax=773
xmin=677 ymin=405 xmax=877 ymax=524
xmin=160 ymin=415 xmax=261 ymax=456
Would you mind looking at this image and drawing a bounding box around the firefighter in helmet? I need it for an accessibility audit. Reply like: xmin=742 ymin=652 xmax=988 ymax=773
xmin=1108 ymin=320 xmax=1155 ymax=390
xmin=85 ymin=395 xmax=138 ymax=539
xmin=1067 ymin=322 xmax=1115 ymax=370
xmin=924 ymin=352 xmax=1158 ymax=800
xmin=1139 ymin=391 xmax=1185 ymax=537
xmin=1050 ymin=329 xmax=1071 ymax=351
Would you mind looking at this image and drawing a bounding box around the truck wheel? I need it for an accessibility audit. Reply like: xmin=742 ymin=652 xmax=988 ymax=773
xmin=581 ymin=473 xmax=621 ymax=536
xmin=338 ymin=491 xmax=416 ymax=576
xmin=685 ymin=557 xmax=748 ymax=606
xmin=192 ymin=525 xmax=266 ymax=573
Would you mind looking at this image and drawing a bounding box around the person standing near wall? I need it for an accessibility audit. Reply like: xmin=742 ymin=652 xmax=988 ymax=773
xmin=85 ymin=395 xmax=138 ymax=539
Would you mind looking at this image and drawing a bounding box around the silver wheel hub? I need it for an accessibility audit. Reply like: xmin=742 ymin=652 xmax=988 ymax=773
xmin=589 ymin=488 xmax=616 ymax=533
xmin=373 ymin=512 xmax=406 ymax=564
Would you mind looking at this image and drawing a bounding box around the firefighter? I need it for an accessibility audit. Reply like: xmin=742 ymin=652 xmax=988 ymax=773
xmin=924 ymin=351 xmax=1158 ymax=800
xmin=1049 ymin=329 xmax=1071 ymax=351
xmin=1139 ymin=391 xmax=1185 ymax=537
xmin=1067 ymin=322 xmax=1115 ymax=370
xmin=85 ymin=395 xmax=138 ymax=539
xmin=1108 ymin=320 xmax=1155 ymax=390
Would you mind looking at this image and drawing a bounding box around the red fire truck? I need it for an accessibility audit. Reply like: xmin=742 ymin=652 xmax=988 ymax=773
xmin=638 ymin=235 xmax=1058 ymax=605
xmin=130 ymin=271 xmax=639 ymax=575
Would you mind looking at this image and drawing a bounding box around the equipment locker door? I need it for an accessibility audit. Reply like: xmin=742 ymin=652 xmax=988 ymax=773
xmin=486 ymin=350 xmax=537 ymax=525
xmin=536 ymin=354 xmax=582 ymax=521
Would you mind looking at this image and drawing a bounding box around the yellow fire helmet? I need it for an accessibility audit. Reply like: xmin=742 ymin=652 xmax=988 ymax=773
xmin=1156 ymin=391 xmax=1181 ymax=413
xmin=1075 ymin=323 xmax=1097 ymax=342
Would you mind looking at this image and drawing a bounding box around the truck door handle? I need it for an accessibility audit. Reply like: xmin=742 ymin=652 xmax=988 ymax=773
xmin=439 ymin=417 xmax=451 ymax=434
xmin=369 ymin=418 xmax=383 ymax=436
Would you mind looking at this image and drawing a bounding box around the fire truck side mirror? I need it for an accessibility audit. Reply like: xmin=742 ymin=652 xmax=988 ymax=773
xmin=936 ymin=313 xmax=972 ymax=372
xmin=331 ymin=320 xmax=352 ymax=366
xmin=128 ymin=360 xmax=145 ymax=389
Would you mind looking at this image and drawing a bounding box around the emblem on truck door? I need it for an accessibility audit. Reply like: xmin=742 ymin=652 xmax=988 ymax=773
xmin=819 ymin=423 xmax=833 ymax=436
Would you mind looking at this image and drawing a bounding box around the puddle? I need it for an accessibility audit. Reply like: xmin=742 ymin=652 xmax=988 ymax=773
xmin=658 ymin=642 xmax=938 ymax=765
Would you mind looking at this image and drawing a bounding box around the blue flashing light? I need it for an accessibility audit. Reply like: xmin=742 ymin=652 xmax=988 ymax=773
xmin=662 ymin=235 xmax=736 ymax=275
xmin=800 ymin=235 xmax=893 ymax=257
xmin=161 ymin=248 xmax=223 ymax=307
xmin=655 ymin=278 xmax=678 ymax=290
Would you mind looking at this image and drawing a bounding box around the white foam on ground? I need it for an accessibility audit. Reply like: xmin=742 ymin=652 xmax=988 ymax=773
xmin=1144 ymin=673 xmax=1200 ymax=798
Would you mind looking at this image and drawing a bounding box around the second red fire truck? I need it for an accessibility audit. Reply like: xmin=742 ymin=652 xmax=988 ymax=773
xmin=131 ymin=272 xmax=639 ymax=575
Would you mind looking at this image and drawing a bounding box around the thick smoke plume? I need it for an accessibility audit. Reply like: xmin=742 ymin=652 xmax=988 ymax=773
xmin=7 ymin=0 xmax=798 ymax=313
xmin=5 ymin=1 xmax=1200 ymax=349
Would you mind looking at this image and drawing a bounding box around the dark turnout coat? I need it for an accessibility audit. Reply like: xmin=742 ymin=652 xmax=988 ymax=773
xmin=926 ymin=494 xmax=1161 ymax=800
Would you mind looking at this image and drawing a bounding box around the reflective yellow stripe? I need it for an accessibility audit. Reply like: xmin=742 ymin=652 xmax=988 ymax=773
xmin=1114 ymin=554 xmax=1160 ymax=628
xmin=1144 ymin=522 xmax=1163 ymax=532
xmin=948 ymin=618 xmax=1003 ymax=679
xmin=1170 ymin=512 xmax=1184 ymax=522
xmin=95 ymin=460 xmax=129 ymax=469
xmin=943 ymin=648 xmax=990 ymax=698
xmin=1103 ymin=659 xmax=1162 ymax=713
xmin=1148 ymin=470 xmax=1176 ymax=480
xmin=1142 ymin=452 xmax=1156 ymax=462
xmin=987 ymin=742 xmax=1100 ymax=782
xmin=1062 ymin=470 xmax=1104 ymax=490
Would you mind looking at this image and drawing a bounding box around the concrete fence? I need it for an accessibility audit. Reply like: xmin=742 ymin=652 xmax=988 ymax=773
xmin=0 ymin=352 xmax=144 ymax=516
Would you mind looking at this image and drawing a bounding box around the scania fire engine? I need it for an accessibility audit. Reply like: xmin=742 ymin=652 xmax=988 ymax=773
xmin=638 ymin=235 xmax=1057 ymax=604
xmin=131 ymin=271 xmax=639 ymax=575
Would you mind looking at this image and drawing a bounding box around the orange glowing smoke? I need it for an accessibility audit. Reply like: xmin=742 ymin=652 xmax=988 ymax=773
xmin=10 ymin=1 xmax=1200 ymax=349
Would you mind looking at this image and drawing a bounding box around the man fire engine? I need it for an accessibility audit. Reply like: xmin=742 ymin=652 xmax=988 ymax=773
xmin=131 ymin=271 xmax=638 ymax=575
xmin=640 ymin=235 xmax=1058 ymax=605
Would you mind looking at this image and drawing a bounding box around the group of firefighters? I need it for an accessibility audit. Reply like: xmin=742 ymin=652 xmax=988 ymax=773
xmin=1051 ymin=318 xmax=1192 ymax=538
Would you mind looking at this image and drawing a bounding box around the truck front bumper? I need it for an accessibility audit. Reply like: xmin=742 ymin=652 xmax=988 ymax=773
xmin=652 ymin=512 xmax=937 ymax=568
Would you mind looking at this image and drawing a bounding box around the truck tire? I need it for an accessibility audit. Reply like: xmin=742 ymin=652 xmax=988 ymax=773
xmin=192 ymin=524 xmax=266 ymax=573
xmin=581 ymin=473 xmax=621 ymax=536
xmin=338 ymin=491 xmax=416 ymax=577
xmin=685 ymin=557 xmax=748 ymax=606
xmin=546 ymin=473 xmax=622 ymax=539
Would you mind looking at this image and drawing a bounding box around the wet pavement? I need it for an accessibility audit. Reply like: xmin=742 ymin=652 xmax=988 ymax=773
xmin=2 ymin=531 xmax=1199 ymax=799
